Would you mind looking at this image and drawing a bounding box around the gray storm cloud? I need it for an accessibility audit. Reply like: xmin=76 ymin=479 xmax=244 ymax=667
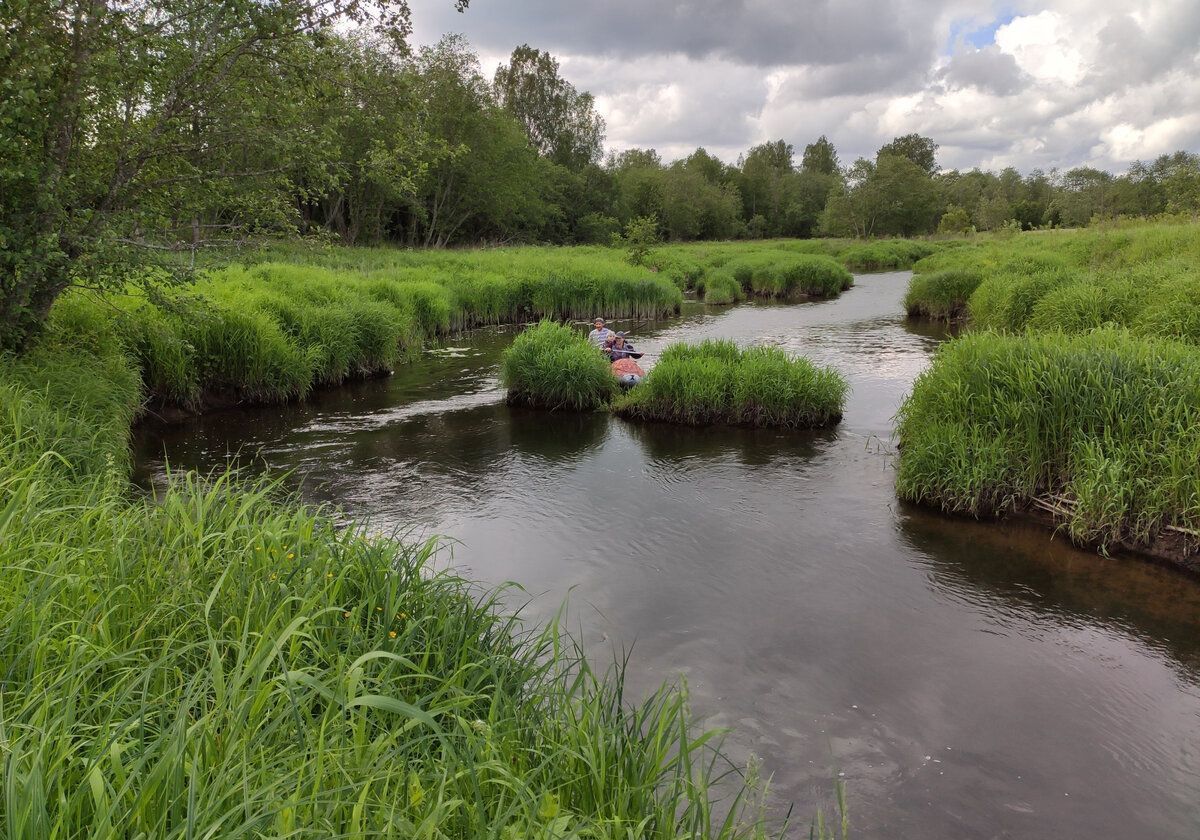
xmin=411 ymin=0 xmax=1200 ymax=171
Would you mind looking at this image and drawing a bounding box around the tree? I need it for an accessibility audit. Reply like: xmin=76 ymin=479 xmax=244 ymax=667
xmin=821 ymin=155 xmax=939 ymax=237
xmin=494 ymin=45 xmax=605 ymax=170
xmin=409 ymin=37 xmax=546 ymax=247
xmin=801 ymin=136 xmax=840 ymax=176
xmin=680 ymin=147 xmax=731 ymax=185
xmin=1152 ymin=151 xmax=1200 ymax=213
xmin=878 ymin=134 xmax=939 ymax=176
xmin=737 ymin=140 xmax=794 ymax=234
xmin=0 ymin=0 xmax=469 ymax=351
xmin=938 ymin=205 xmax=972 ymax=235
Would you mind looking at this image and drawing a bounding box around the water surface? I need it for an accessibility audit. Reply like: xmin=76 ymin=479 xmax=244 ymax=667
xmin=134 ymin=273 xmax=1200 ymax=839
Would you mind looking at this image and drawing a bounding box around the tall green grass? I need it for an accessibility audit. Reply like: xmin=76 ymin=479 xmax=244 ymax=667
xmin=903 ymin=221 xmax=1200 ymax=337
xmin=902 ymin=269 xmax=983 ymax=320
xmin=615 ymin=340 xmax=847 ymax=428
xmin=500 ymin=320 xmax=618 ymax=411
xmin=896 ymin=328 xmax=1200 ymax=550
xmin=696 ymin=269 xmax=745 ymax=305
xmin=0 ymin=328 xmax=787 ymax=838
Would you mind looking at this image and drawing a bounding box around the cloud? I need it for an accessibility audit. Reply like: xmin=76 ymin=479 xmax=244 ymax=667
xmin=410 ymin=0 xmax=1200 ymax=172
xmin=938 ymin=46 xmax=1028 ymax=96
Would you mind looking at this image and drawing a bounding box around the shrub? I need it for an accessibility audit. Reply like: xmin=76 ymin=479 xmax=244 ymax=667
xmin=500 ymin=320 xmax=618 ymax=410
xmin=615 ymin=339 xmax=846 ymax=428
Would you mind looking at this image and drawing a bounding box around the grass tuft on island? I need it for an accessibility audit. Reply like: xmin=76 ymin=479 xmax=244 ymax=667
xmin=0 ymin=323 xmax=785 ymax=838
xmin=615 ymin=340 xmax=847 ymax=428
xmin=896 ymin=328 xmax=1200 ymax=554
xmin=500 ymin=319 xmax=618 ymax=410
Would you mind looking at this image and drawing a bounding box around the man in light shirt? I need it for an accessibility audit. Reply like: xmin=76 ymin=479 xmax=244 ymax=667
xmin=587 ymin=317 xmax=613 ymax=348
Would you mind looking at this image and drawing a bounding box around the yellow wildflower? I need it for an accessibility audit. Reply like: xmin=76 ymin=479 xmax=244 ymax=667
xmin=388 ymin=631 xmax=397 ymax=639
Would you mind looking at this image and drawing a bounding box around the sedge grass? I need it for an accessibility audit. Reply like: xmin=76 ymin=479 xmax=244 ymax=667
xmin=615 ymin=340 xmax=846 ymax=428
xmin=500 ymin=320 xmax=619 ymax=411
xmin=696 ymin=270 xmax=745 ymax=305
xmin=895 ymin=328 xmax=1200 ymax=551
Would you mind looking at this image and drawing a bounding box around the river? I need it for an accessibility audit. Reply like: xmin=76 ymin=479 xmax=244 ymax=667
xmin=133 ymin=272 xmax=1200 ymax=839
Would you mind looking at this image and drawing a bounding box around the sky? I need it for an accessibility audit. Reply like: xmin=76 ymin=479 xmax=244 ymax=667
xmin=409 ymin=0 xmax=1200 ymax=173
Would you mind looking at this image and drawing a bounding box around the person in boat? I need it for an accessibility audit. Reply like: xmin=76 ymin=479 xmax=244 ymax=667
xmin=588 ymin=318 xmax=613 ymax=348
xmin=609 ymin=332 xmax=640 ymax=362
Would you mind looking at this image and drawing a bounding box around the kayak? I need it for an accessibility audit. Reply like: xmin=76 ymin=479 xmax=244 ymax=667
xmin=611 ymin=357 xmax=645 ymax=389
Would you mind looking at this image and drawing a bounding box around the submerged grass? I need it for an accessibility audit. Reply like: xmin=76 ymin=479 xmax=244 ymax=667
xmin=615 ymin=340 xmax=847 ymax=428
xmin=500 ymin=320 xmax=619 ymax=411
xmin=0 ymin=322 xmax=788 ymax=837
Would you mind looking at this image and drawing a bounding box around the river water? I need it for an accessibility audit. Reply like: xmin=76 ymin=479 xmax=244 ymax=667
xmin=133 ymin=272 xmax=1200 ymax=839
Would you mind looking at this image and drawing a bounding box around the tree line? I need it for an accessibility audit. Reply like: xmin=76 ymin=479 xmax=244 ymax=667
xmin=2 ymin=0 xmax=1199 ymax=349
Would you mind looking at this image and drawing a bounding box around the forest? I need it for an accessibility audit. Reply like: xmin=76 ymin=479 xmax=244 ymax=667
xmin=5 ymin=0 xmax=1200 ymax=351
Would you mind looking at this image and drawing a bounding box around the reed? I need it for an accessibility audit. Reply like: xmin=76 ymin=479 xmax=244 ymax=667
xmin=895 ymin=328 xmax=1200 ymax=551
xmin=696 ymin=269 xmax=745 ymax=305
xmin=902 ymin=269 xmax=983 ymax=320
xmin=500 ymin=320 xmax=619 ymax=410
xmin=903 ymin=220 xmax=1200 ymax=337
xmin=615 ymin=340 xmax=847 ymax=428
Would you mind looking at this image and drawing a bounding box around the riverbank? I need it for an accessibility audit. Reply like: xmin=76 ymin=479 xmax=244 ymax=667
xmin=897 ymin=220 xmax=1200 ymax=568
xmin=0 ymin=320 xmax=787 ymax=836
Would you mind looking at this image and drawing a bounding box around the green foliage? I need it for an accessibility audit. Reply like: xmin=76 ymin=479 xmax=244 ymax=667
xmin=615 ymin=340 xmax=846 ymax=428
xmin=696 ymin=270 xmax=745 ymax=305
xmin=500 ymin=320 xmax=618 ymax=410
xmin=938 ymin=205 xmax=973 ymax=235
xmin=905 ymin=221 xmax=1200 ymax=338
xmin=896 ymin=329 xmax=1200 ymax=549
xmin=877 ymin=133 xmax=939 ymax=175
xmin=0 ymin=330 xmax=781 ymax=838
xmin=838 ymin=240 xmax=936 ymax=271
xmin=903 ymin=269 xmax=984 ymax=320
xmin=493 ymin=44 xmax=605 ymax=169
xmin=619 ymin=215 xmax=663 ymax=266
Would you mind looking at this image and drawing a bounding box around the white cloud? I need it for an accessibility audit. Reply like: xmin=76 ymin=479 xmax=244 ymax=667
xmin=410 ymin=0 xmax=1200 ymax=172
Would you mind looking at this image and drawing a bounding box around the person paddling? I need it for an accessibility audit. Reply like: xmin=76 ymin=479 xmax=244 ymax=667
xmin=609 ymin=332 xmax=641 ymax=361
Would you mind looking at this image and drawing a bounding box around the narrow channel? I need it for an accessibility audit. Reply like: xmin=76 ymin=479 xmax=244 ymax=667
xmin=133 ymin=272 xmax=1200 ymax=840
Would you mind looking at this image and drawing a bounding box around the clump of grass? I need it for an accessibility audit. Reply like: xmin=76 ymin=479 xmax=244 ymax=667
xmin=615 ymin=339 xmax=846 ymax=428
xmin=728 ymin=255 xmax=852 ymax=300
xmin=903 ymin=269 xmax=983 ymax=320
xmin=895 ymin=328 xmax=1200 ymax=550
xmin=696 ymin=269 xmax=745 ymax=305
xmin=840 ymin=239 xmax=936 ymax=271
xmin=0 ymin=327 xmax=789 ymax=839
xmin=500 ymin=320 xmax=618 ymax=410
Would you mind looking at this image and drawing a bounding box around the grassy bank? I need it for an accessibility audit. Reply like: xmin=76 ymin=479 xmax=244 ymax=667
xmin=902 ymin=222 xmax=1200 ymax=333
xmin=48 ymin=236 xmax=949 ymax=414
xmin=897 ymin=220 xmax=1200 ymax=561
xmin=615 ymin=340 xmax=847 ymax=428
xmin=69 ymin=245 xmax=680 ymax=411
xmin=897 ymin=329 xmax=1200 ymax=552
xmin=0 ymin=324 xmax=784 ymax=836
